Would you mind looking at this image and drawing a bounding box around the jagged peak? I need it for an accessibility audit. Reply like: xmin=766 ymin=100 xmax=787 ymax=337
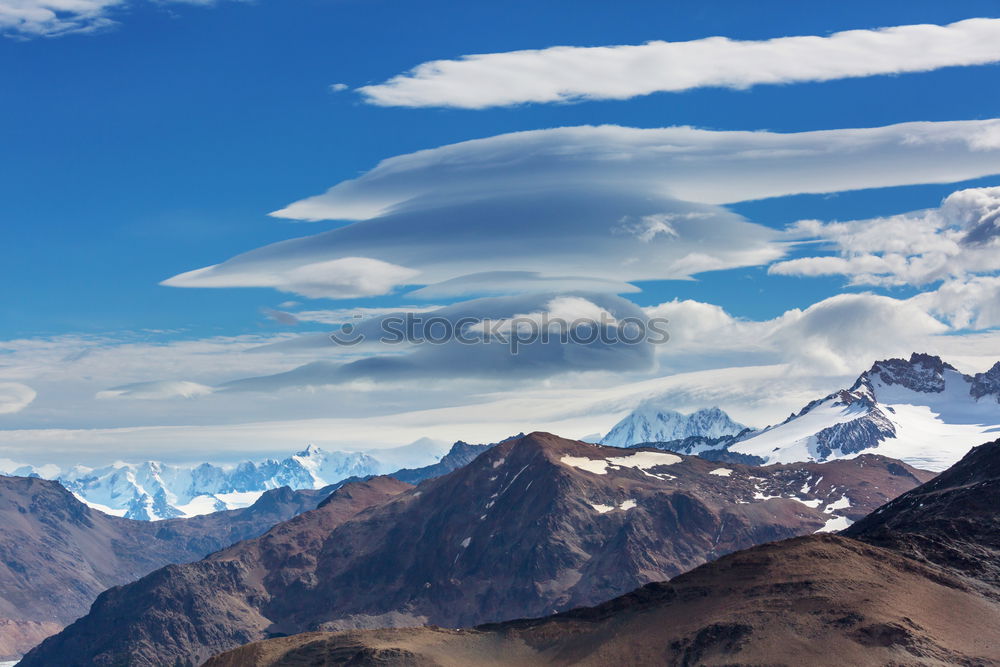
xmin=849 ymin=352 xmax=959 ymax=395
xmin=972 ymin=362 xmax=1000 ymax=402
xmin=295 ymin=443 xmax=325 ymax=458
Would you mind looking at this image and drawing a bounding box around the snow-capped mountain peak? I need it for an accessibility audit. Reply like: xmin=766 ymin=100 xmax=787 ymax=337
xmin=294 ymin=443 xmax=324 ymax=458
xmin=601 ymin=403 xmax=746 ymax=447
xmin=729 ymin=353 xmax=1000 ymax=471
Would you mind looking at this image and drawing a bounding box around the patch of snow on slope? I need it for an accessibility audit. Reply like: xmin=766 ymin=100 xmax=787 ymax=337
xmin=562 ymin=451 xmax=681 ymax=475
xmin=607 ymin=451 xmax=682 ymax=469
xmin=824 ymin=495 xmax=851 ymax=513
xmin=709 ymin=468 xmax=733 ymax=477
xmin=590 ymin=499 xmax=637 ymax=513
xmin=562 ymin=456 xmax=612 ymax=474
xmin=815 ymin=515 xmax=854 ymax=533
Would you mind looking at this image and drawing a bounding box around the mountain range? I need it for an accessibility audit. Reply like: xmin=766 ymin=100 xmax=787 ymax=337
xmin=606 ymin=354 xmax=1000 ymax=472
xmin=205 ymin=438 xmax=1000 ymax=667
xmin=0 ymin=440 xmax=447 ymax=521
xmin=17 ymin=432 xmax=934 ymax=666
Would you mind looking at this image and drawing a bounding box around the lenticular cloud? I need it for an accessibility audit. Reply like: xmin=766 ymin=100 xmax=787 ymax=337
xmin=163 ymin=119 xmax=1000 ymax=301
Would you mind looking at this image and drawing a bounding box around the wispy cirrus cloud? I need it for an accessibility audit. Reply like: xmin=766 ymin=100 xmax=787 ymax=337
xmin=0 ymin=0 xmax=239 ymax=38
xmin=358 ymin=18 xmax=1000 ymax=108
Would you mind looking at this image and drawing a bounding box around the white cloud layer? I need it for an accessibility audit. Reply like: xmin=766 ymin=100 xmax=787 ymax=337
xmin=222 ymin=293 xmax=659 ymax=390
xmin=2 ymin=282 xmax=1000 ymax=464
xmin=164 ymin=120 xmax=1000 ymax=301
xmin=359 ymin=18 xmax=1000 ymax=108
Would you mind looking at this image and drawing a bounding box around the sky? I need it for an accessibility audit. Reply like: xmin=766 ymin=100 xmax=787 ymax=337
xmin=3 ymin=0 xmax=1000 ymax=465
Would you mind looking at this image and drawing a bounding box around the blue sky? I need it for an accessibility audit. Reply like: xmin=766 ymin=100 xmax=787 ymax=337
xmin=3 ymin=0 xmax=1000 ymax=463
xmin=4 ymin=0 xmax=1000 ymax=335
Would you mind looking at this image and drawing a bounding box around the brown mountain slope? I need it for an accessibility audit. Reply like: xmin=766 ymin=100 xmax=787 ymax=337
xmin=17 ymin=476 xmax=412 ymax=666
xmin=204 ymin=439 xmax=1000 ymax=667
xmin=845 ymin=439 xmax=1000 ymax=587
xmin=19 ymin=433 xmax=932 ymax=666
xmin=0 ymin=475 xmax=344 ymax=659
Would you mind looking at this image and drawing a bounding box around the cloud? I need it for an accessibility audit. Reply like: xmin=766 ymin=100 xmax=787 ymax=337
xmin=910 ymin=276 xmax=1000 ymax=330
xmin=647 ymin=292 xmax=949 ymax=375
xmin=0 ymin=382 xmax=36 ymax=414
xmin=261 ymin=308 xmax=301 ymax=326
xmin=164 ymin=120 xmax=1000 ymax=301
xmin=171 ymin=256 xmax=422 ymax=300
xmin=358 ymin=18 xmax=1000 ymax=108
xmin=96 ymin=380 xmax=215 ymax=400
xmin=0 ymin=0 xmax=122 ymax=37
xmin=278 ymin=305 xmax=445 ymax=326
xmin=0 ymin=0 xmax=238 ymax=38
xmin=769 ymin=186 xmax=1000 ymax=286
xmin=4 ymin=323 xmax=998 ymax=465
xmin=2 ymin=285 xmax=999 ymax=464
xmin=167 ymin=188 xmax=783 ymax=300
xmin=221 ymin=293 xmax=660 ymax=391
xmin=269 ymin=121 xmax=1000 ymax=219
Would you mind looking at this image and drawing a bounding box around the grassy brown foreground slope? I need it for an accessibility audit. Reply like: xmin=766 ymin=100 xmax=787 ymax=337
xmin=206 ymin=441 xmax=1000 ymax=667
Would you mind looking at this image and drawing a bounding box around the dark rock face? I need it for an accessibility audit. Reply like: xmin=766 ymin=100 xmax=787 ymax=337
xmin=846 ymin=439 xmax=1000 ymax=587
xmin=860 ymin=352 xmax=957 ymax=394
xmin=971 ymin=362 xmax=1000 ymax=402
xmin=19 ymin=433 xmax=933 ymax=667
xmin=814 ymin=409 xmax=896 ymax=458
xmin=0 ymin=475 xmax=338 ymax=659
xmin=205 ymin=438 xmax=1000 ymax=667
